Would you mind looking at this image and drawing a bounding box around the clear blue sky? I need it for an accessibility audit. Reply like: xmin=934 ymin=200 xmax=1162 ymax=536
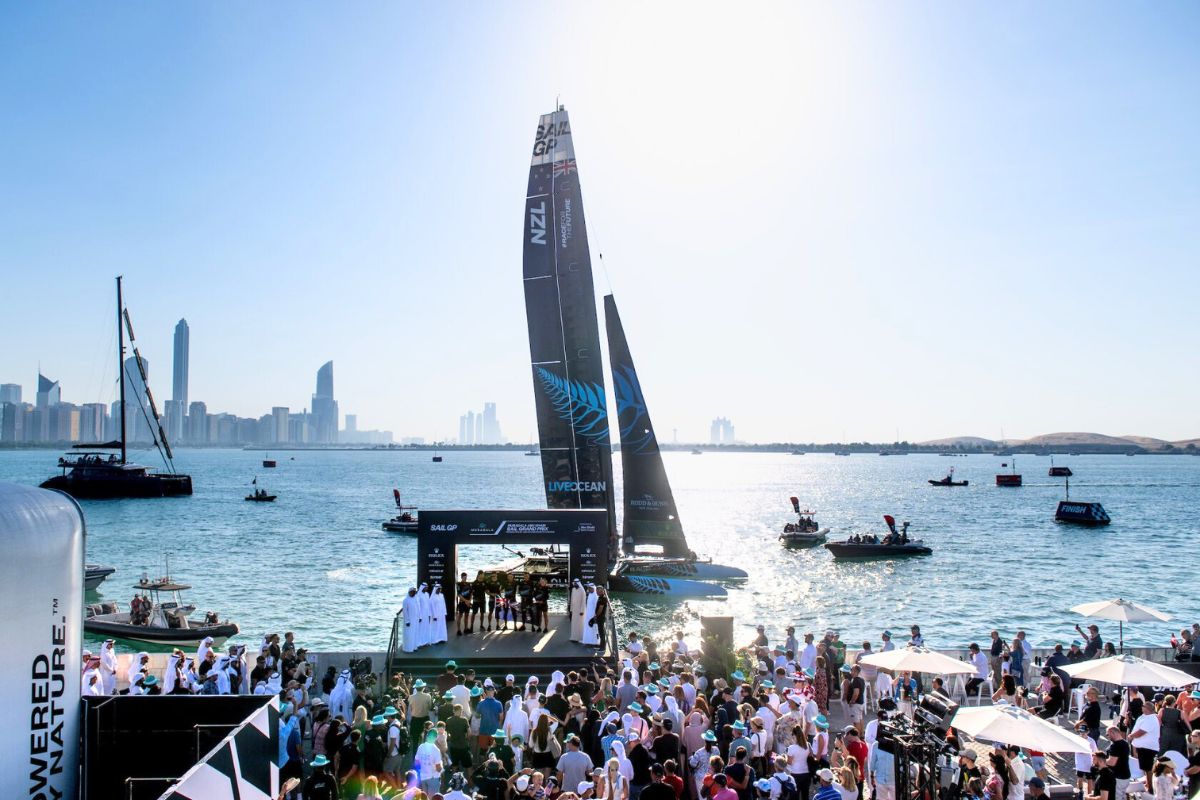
xmin=2 ymin=3 xmax=1197 ymax=443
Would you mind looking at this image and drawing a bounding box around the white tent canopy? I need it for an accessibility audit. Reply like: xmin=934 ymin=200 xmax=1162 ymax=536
xmin=951 ymin=702 xmax=1094 ymax=754
xmin=858 ymin=646 xmax=977 ymax=675
xmin=1063 ymin=654 xmax=1197 ymax=689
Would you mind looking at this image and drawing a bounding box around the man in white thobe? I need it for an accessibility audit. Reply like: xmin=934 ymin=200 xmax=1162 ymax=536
xmin=570 ymin=579 xmax=586 ymax=642
xmin=99 ymin=639 xmax=118 ymax=695
xmin=402 ymin=587 xmax=420 ymax=653
xmin=417 ymin=584 xmax=433 ymax=648
xmin=582 ymin=584 xmax=600 ymax=646
xmin=431 ymin=584 xmax=448 ymax=643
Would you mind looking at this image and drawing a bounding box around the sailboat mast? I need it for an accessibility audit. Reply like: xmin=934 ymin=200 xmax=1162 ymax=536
xmin=117 ymin=275 xmax=127 ymax=465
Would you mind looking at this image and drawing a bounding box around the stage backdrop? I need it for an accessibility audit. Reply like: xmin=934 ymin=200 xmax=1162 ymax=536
xmin=0 ymin=482 xmax=84 ymax=800
xmin=158 ymin=697 xmax=279 ymax=800
xmin=417 ymin=509 xmax=609 ymax=603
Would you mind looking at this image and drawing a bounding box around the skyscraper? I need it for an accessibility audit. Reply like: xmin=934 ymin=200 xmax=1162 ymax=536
xmin=35 ymin=373 xmax=60 ymax=440
xmin=311 ymin=361 xmax=338 ymax=444
xmin=481 ymin=402 xmax=504 ymax=444
xmin=0 ymin=384 xmax=20 ymax=404
xmin=710 ymin=417 xmax=735 ymax=445
xmin=188 ymin=401 xmax=208 ymax=444
xmin=169 ymin=319 xmax=189 ymax=442
xmin=271 ymin=407 xmax=290 ymax=443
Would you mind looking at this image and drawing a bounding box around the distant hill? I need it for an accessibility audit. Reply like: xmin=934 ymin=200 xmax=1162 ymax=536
xmin=914 ymin=431 xmax=1197 ymax=452
xmin=918 ymin=436 xmax=998 ymax=448
xmin=1021 ymin=432 xmax=1138 ymax=447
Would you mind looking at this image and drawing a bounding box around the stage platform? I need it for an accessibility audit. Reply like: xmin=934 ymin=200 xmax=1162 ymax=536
xmin=386 ymin=615 xmax=614 ymax=682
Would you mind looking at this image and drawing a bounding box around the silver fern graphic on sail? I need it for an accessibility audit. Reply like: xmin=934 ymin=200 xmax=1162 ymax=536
xmin=612 ymin=363 xmax=655 ymax=454
xmin=535 ymin=366 xmax=609 ymax=443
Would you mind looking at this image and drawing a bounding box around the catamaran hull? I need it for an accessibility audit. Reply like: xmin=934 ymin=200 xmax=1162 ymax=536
xmin=608 ymin=574 xmax=728 ymax=598
xmin=84 ymin=565 xmax=116 ymax=590
xmin=41 ymin=473 xmax=193 ymax=499
xmin=619 ymin=560 xmax=747 ymax=580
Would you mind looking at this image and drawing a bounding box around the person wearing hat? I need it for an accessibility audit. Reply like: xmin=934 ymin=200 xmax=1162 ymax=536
xmin=414 ymin=728 xmax=444 ymax=795
xmin=638 ymin=762 xmax=675 ymax=800
xmin=475 ymin=756 xmax=509 ymax=800
xmin=437 ymin=660 xmax=459 ymax=694
xmin=812 ymin=768 xmax=838 ymax=800
xmin=486 ymin=730 xmax=516 ymax=775
xmin=403 ymin=676 xmax=430 ymax=751
xmin=951 ymin=751 xmax=981 ymax=800
xmin=381 ymin=706 xmax=407 ymax=784
xmin=880 ymin=631 xmax=894 ymax=653
xmin=360 ymin=714 xmax=389 ymax=779
xmin=302 ymin=753 xmax=339 ymax=800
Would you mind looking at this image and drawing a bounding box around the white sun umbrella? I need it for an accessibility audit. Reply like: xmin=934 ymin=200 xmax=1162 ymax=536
xmin=1070 ymin=598 xmax=1170 ymax=651
xmin=951 ymin=702 xmax=1094 ymax=754
xmin=1063 ymin=653 xmax=1197 ymax=689
xmin=859 ymin=646 xmax=977 ymax=675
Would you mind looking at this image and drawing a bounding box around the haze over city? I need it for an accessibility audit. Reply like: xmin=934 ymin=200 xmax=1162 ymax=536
xmin=2 ymin=3 xmax=1197 ymax=444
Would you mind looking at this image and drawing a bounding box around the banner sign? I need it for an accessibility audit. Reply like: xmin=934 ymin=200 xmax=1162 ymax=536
xmin=416 ymin=509 xmax=609 ymax=599
xmin=0 ymin=483 xmax=84 ymax=800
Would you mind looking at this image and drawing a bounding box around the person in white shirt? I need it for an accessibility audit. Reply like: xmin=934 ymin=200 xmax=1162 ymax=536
xmin=864 ymin=710 xmax=886 ymax=747
xmin=674 ymin=632 xmax=689 ymax=656
xmin=414 ymin=730 xmax=444 ymax=795
xmin=1129 ymin=698 xmax=1162 ymax=775
xmin=966 ymin=643 xmax=990 ymax=696
xmin=799 ymin=634 xmax=817 ymax=673
xmin=881 ymin=631 xmax=895 ymax=652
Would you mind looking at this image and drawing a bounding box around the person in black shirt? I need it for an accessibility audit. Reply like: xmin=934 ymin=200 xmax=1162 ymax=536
xmin=1074 ymin=687 xmax=1103 ymax=742
xmin=302 ymin=755 xmax=341 ymax=800
xmin=1087 ymin=751 xmax=1116 ymax=800
xmin=628 ymin=738 xmax=654 ymax=798
xmin=534 ymin=578 xmax=550 ymax=632
xmin=470 ymin=572 xmax=487 ymax=633
xmin=640 ymin=763 xmax=677 ymax=800
xmin=753 ymin=625 xmax=769 ymax=648
xmin=501 ymin=581 xmax=518 ymax=632
xmin=519 ymin=576 xmax=536 ymax=632
xmin=1039 ymin=674 xmax=1066 ymax=719
xmin=476 ymin=758 xmax=510 ymax=800
xmin=446 ymin=704 xmax=472 ymax=770
xmin=725 ymin=746 xmax=756 ymax=800
xmin=1075 ymin=624 xmax=1103 ymax=659
xmin=456 ymin=572 xmax=472 ymax=636
xmin=1105 ymin=727 xmax=1132 ymax=800
xmin=953 ymin=751 xmax=981 ymax=800
xmin=547 ymin=685 xmax=571 ymax=722
xmin=651 ymin=718 xmax=681 ymax=765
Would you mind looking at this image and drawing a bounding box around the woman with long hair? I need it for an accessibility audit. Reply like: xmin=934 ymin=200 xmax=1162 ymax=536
xmin=834 ymin=759 xmax=858 ymax=800
xmin=1009 ymin=637 xmax=1025 ymax=686
xmin=1152 ymin=757 xmax=1179 ymax=800
xmin=814 ymin=657 xmax=830 ymax=714
xmin=992 ymin=675 xmax=1021 ymax=707
xmin=986 ymin=753 xmax=1010 ymax=800
xmin=529 ymin=714 xmax=558 ymax=770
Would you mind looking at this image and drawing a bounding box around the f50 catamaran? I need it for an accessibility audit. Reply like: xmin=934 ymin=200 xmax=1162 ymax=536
xmin=521 ymin=106 xmax=744 ymax=596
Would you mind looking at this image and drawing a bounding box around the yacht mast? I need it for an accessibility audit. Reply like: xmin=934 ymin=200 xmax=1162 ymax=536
xmin=117 ymin=275 xmax=127 ymax=465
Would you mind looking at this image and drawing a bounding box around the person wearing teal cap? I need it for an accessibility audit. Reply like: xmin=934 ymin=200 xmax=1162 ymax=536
xmin=302 ymin=753 xmax=338 ymax=799
xmin=415 ymin=727 xmax=444 ymax=795
xmin=732 ymin=670 xmax=746 ymax=683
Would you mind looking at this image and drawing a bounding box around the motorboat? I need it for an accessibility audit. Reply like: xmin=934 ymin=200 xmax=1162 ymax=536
xmin=928 ymin=468 xmax=968 ymax=487
xmin=791 ymin=450 xmax=805 ymax=455
xmin=40 ymin=277 xmax=193 ymax=500
xmin=431 ymin=453 xmax=443 ymax=462
xmin=382 ymin=489 xmax=419 ymax=533
xmin=84 ymin=574 xmax=239 ymax=647
xmin=825 ymin=539 xmax=933 ymax=559
xmin=85 ymin=564 xmax=116 ymax=591
xmin=834 ymin=451 xmax=850 ymax=456
xmin=690 ymin=448 xmax=702 ymax=455
xmin=780 ymin=496 xmax=828 ymax=547
xmin=245 ymin=489 xmax=276 ymax=502
xmin=995 ymin=459 xmax=1022 ymax=487
xmin=262 ymin=454 xmax=277 ymax=468
xmin=824 ymin=515 xmax=932 ymax=559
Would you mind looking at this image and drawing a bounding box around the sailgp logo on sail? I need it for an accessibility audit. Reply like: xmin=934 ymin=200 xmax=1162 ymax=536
xmin=533 ymin=119 xmax=571 ymax=156
xmin=548 ymin=481 xmax=606 ymax=493
xmin=529 ymin=201 xmax=547 ymax=246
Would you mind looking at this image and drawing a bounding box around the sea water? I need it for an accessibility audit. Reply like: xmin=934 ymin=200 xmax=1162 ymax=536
xmin=1 ymin=449 xmax=1195 ymax=652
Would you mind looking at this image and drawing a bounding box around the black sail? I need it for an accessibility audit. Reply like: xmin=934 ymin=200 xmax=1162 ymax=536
xmin=522 ymin=106 xmax=617 ymax=554
xmin=604 ymin=294 xmax=692 ymax=559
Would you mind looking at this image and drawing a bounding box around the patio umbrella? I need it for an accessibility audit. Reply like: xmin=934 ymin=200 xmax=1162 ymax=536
xmin=1062 ymin=654 xmax=1197 ymax=689
xmin=1070 ymin=598 xmax=1170 ymax=651
xmin=858 ymin=646 xmax=976 ymax=675
xmin=950 ymin=702 xmax=1094 ymax=753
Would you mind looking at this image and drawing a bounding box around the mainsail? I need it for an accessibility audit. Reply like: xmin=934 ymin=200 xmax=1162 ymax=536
xmin=522 ymin=106 xmax=617 ymax=555
xmin=604 ymin=294 xmax=693 ymax=559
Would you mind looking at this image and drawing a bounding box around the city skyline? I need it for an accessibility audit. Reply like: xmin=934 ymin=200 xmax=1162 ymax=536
xmin=1 ymin=5 xmax=1197 ymax=443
